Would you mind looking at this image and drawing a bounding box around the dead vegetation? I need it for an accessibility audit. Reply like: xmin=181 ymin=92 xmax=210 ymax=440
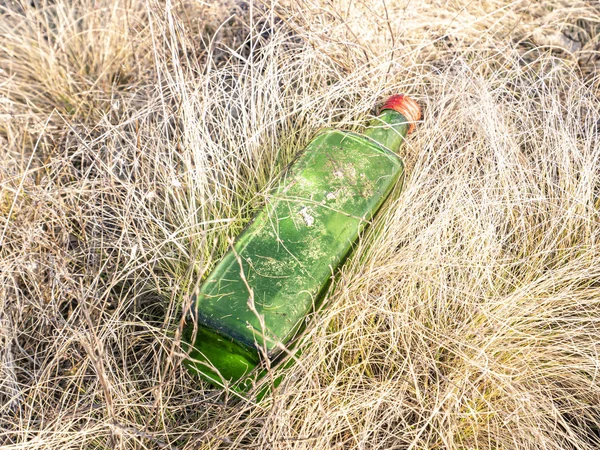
xmin=1 ymin=0 xmax=600 ymax=448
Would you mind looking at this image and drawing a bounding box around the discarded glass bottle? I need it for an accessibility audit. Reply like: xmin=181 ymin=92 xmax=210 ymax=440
xmin=183 ymin=95 xmax=421 ymax=391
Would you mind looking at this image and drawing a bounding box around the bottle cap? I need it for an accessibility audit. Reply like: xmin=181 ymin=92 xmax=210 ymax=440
xmin=381 ymin=94 xmax=421 ymax=134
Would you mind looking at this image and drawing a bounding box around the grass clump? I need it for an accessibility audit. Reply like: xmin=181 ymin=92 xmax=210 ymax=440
xmin=1 ymin=0 xmax=600 ymax=448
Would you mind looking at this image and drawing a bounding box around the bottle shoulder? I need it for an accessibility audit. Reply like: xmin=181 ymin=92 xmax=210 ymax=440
xmin=309 ymin=128 xmax=404 ymax=166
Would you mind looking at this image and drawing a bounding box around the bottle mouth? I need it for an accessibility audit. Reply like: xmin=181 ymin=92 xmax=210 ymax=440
xmin=381 ymin=94 xmax=421 ymax=134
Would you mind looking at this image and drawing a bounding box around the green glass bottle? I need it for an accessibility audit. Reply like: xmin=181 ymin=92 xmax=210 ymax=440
xmin=182 ymin=95 xmax=421 ymax=391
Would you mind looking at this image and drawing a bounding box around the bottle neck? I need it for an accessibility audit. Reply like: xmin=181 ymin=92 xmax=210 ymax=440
xmin=363 ymin=109 xmax=410 ymax=153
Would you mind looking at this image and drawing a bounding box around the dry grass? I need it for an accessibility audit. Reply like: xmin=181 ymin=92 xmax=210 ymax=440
xmin=2 ymin=0 xmax=600 ymax=448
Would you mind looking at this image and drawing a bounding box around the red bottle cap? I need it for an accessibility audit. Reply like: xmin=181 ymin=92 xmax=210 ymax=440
xmin=381 ymin=94 xmax=421 ymax=134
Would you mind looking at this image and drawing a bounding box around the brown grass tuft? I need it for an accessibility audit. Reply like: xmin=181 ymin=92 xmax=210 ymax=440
xmin=2 ymin=0 xmax=600 ymax=448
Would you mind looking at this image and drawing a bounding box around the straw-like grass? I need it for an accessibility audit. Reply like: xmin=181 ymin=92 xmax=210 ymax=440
xmin=1 ymin=0 xmax=600 ymax=448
